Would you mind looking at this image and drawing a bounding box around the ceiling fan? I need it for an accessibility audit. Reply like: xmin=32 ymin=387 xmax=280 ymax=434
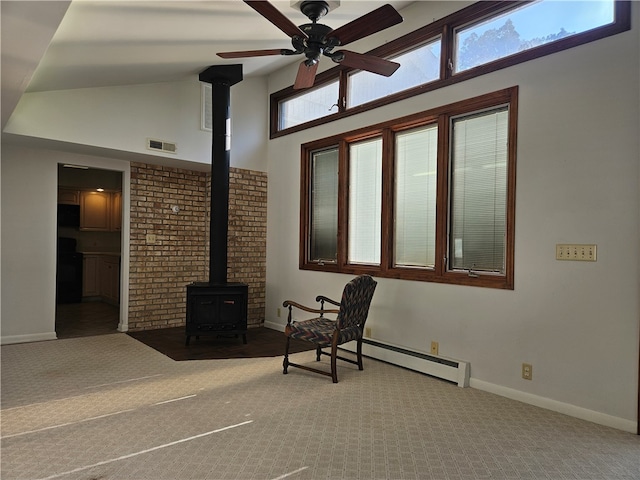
xmin=217 ymin=1 xmax=403 ymax=89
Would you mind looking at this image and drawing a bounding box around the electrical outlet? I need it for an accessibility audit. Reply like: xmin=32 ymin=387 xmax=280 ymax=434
xmin=277 ymin=308 xmax=281 ymax=318
xmin=364 ymin=327 xmax=372 ymax=338
xmin=522 ymin=363 xmax=533 ymax=380
xmin=430 ymin=341 xmax=439 ymax=355
xmin=146 ymin=233 xmax=157 ymax=244
xmin=556 ymin=244 xmax=597 ymax=261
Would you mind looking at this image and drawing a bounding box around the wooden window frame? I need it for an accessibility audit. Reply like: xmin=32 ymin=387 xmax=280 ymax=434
xmin=300 ymin=87 xmax=518 ymax=289
xmin=272 ymin=0 xmax=629 ymax=138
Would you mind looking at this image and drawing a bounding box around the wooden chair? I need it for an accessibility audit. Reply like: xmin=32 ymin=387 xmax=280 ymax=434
xmin=282 ymin=275 xmax=377 ymax=383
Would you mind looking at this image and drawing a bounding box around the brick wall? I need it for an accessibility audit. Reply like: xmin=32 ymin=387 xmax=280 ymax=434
xmin=128 ymin=162 xmax=267 ymax=331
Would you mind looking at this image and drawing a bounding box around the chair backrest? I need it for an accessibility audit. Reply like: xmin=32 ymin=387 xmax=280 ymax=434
xmin=336 ymin=275 xmax=377 ymax=330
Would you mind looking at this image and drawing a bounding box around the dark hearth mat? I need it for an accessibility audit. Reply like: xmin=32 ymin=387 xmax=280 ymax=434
xmin=127 ymin=326 xmax=314 ymax=361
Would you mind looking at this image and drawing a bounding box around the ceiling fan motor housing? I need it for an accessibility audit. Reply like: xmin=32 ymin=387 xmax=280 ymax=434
xmin=299 ymin=1 xmax=330 ymax=21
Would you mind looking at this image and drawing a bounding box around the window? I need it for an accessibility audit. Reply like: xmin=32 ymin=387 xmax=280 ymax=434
xmin=449 ymin=108 xmax=508 ymax=273
xmin=272 ymin=0 xmax=628 ymax=137
xmin=394 ymin=124 xmax=438 ymax=269
xmin=454 ymin=0 xmax=616 ymax=73
xmin=279 ymin=80 xmax=339 ymax=130
xmin=347 ymin=39 xmax=441 ymax=108
xmin=309 ymin=148 xmax=339 ymax=263
xmin=300 ymin=88 xmax=517 ymax=289
xmin=348 ymin=139 xmax=383 ymax=266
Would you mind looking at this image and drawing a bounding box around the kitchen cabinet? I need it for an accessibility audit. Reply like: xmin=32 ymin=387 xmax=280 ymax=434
xmin=82 ymin=255 xmax=99 ymax=296
xmin=58 ymin=188 xmax=80 ymax=205
xmin=80 ymin=191 xmax=110 ymax=231
xmin=79 ymin=191 xmax=122 ymax=231
xmin=111 ymin=191 xmax=122 ymax=232
xmin=99 ymin=255 xmax=120 ymax=305
xmin=82 ymin=254 xmax=120 ymax=304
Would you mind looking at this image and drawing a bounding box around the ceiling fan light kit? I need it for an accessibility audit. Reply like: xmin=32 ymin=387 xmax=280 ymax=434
xmin=217 ymin=0 xmax=403 ymax=89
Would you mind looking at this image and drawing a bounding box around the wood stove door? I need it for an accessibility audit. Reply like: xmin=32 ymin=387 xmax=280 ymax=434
xmin=219 ymin=295 xmax=245 ymax=326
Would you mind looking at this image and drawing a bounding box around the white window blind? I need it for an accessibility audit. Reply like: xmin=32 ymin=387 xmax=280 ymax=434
xmin=348 ymin=139 xmax=382 ymax=265
xmin=450 ymin=107 xmax=508 ymax=272
xmin=310 ymin=148 xmax=339 ymax=262
xmin=394 ymin=125 xmax=438 ymax=268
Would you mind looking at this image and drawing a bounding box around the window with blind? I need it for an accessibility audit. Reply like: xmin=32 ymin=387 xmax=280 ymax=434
xmin=450 ymin=109 xmax=508 ymax=273
xmin=394 ymin=124 xmax=438 ymax=268
xmin=309 ymin=148 xmax=339 ymax=263
xmin=300 ymin=87 xmax=517 ymax=289
xmin=348 ymin=139 xmax=383 ymax=265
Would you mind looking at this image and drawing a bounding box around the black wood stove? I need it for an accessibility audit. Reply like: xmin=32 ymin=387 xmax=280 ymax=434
xmin=185 ymin=65 xmax=248 ymax=346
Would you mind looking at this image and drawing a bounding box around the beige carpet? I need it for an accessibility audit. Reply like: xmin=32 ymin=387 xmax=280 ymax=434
xmin=1 ymin=333 xmax=638 ymax=480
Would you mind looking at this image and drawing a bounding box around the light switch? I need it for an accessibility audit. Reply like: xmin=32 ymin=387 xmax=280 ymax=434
xmin=556 ymin=244 xmax=596 ymax=261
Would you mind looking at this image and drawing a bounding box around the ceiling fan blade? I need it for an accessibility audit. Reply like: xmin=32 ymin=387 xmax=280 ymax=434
xmin=244 ymin=1 xmax=308 ymax=39
xmin=337 ymin=50 xmax=400 ymax=77
xmin=294 ymin=61 xmax=319 ymax=89
xmin=217 ymin=49 xmax=285 ymax=59
xmin=328 ymin=4 xmax=403 ymax=46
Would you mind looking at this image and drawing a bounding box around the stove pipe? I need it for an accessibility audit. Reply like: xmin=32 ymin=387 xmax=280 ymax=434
xmin=199 ymin=65 xmax=243 ymax=284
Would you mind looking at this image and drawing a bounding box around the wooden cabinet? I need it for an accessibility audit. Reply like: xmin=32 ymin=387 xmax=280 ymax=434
xmin=111 ymin=191 xmax=122 ymax=232
xmin=82 ymin=255 xmax=99 ymax=296
xmin=79 ymin=191 xmax=122 ymax=231
xmin=82 ymin=254 xmax=119 ymax=304
xmin=58 ymin=188 xmax=80 ymax=205
xmin=99 ymin=256 xmax=120 ymax=305
xmin=80 ymin=191 xmax=110 ymax=231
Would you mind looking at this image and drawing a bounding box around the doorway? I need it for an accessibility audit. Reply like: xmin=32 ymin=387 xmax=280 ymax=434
xmin=56 ymin=164 xmax=123 ymax=338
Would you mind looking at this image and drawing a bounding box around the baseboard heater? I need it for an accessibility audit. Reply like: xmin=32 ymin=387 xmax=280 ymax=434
xmin=342 ymin=338 xmax=470 ymax=387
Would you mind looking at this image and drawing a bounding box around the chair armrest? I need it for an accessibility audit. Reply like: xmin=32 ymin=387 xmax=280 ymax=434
xmin=282 ymin=300 xmax=328 ymax=314
xmin=282 ymin=300 xmax=340 ymax=325
xmin=282 ymin=300 xmax=340 ymax=315
xmin=315 ymin=295 xmax=340 ymax=307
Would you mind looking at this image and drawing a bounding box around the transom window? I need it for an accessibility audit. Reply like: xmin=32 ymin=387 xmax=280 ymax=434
xmin=272 ymin=0 xmax=628 ymax=137
xmin=300 ymin=87 xmax=518 ymax=289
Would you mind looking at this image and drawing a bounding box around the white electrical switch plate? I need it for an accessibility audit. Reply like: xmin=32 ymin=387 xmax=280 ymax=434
xmin=556 ymin=244 xmax=597 ymax=261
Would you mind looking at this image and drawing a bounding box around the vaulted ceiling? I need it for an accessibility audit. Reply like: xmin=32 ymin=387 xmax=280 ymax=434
xmin=1 ymin=1 xmax=412 ymax=129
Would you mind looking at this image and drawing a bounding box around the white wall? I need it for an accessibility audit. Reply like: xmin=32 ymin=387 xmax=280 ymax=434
xmin=4 ymin=76 xmax=268 ymax=172
xmin=1 ymin=145 xmax=132 ymax=343
xmin=1 ymin=74 xmax=268 ymax=342
xmin=264 ymin=2 xmax=639 ymax=431
xmin=1 ymin=144 xmax=58 ymax=342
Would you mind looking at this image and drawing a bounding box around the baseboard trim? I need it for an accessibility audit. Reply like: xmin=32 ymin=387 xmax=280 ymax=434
xmin=1 ymin=332 xmax=57 ymax=345
xmin=264 ymin=320 xmax=285 ymax=332
xmin=470 ymin=378 xmax=636 ymax=433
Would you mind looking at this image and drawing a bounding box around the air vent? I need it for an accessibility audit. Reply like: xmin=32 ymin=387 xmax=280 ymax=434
xmin=147 ymin=138 xmax=177 ymax=154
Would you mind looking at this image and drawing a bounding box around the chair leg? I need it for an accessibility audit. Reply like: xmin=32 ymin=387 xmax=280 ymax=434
xmin=357 ymin=338 xmax=364 ymax=370
xmin=330 ymin=336 xmax=339 ymax=383
xmin=283 ymin=336 xmax=290 ymax=374
xmin=316 ymin=346 xmax=322 ymax=361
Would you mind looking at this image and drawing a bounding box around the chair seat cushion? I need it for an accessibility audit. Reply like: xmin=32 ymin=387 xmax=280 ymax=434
xmin=286 ymin=317 xmax=361 ymax=346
